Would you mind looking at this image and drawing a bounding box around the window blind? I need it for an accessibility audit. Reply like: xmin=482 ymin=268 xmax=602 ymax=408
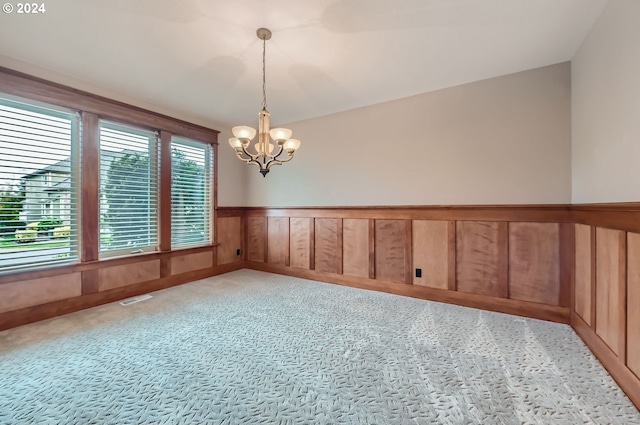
xmin=171 ymin=138 xmax=211 ymax=247
xmin=0 ymin=96 xmax=78 ymax=271
xmin=99 ymin=121 xmax=158 ymax=256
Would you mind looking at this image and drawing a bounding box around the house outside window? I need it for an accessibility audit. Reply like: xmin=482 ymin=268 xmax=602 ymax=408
xmin=0 ymin=96 xmax=78 ymax=271
xmin=99 ymin=121 xmax=158 ymax=256
xmin=171 ymin=138 xmax=212 ymax=247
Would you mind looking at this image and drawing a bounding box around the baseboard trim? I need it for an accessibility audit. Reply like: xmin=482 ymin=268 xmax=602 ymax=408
xmin=571 ymin=311 xmax=640 ymax=408
xmin=245 ymin=261 xmax=570 ymax=324
xmin=0 ymin=262 xmax=243 ymax=331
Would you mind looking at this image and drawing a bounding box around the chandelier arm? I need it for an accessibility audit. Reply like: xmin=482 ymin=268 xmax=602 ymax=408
xmin=263 ymin=146 xmax=287 ymax=168
xmin=264 ymin=159 xmax=284 ymax=171
xmin=238 ymin=144 xmax=255 ymax=160
xmin=246 ymin=155 xmax=265 ymax=169
xmin=275 ymin=152 xmax=295 ymax=163
xmin=264 ymin=151 xmax=295 ymax=170
xmin=234 ymin=150 xmax=254 ymax=164
xmin=266 ymin=143 xmax=285 ymax=159
xmin=236 ymin=144 xmax=264 ymax=167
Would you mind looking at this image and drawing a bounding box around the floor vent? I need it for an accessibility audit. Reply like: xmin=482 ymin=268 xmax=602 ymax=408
xmin=120 ymin=294 xmax=152 ymax=306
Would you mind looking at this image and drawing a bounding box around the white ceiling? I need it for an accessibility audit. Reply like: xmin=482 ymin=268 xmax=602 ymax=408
xmin=0 ymin=0 xmax=607 ymax=129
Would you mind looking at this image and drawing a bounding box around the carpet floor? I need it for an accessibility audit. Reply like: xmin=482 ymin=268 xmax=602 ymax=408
xmin=1 ymin=269 xmax=639 ymax=424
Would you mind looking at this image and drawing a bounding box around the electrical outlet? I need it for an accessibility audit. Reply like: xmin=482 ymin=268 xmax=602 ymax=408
xmin=415 ymin=268 xmax=422 ymax=278
xmin=236 ymin=248 xmax=241 ymax=256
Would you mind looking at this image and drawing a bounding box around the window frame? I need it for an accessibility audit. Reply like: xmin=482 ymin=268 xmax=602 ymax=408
xmin=98 ymin=120 xmax=160 ymax=258
xmin=0 ymin=67 xmax=219 ymax=277
xmin=0 ymin=94 xmax=81 ymax=272
xmin=170 ymin=137 xmax=214 ymax=249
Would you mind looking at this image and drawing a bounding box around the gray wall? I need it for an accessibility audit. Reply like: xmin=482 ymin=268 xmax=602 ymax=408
xmin=572 ymin=0 xmax=640 ymax=203
xmin=243 ymin=63 xmax=572 ymax=206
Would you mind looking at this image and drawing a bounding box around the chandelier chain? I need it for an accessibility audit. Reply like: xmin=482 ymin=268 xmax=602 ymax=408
xmin=262 ymin=37 xmax=267 ymax=110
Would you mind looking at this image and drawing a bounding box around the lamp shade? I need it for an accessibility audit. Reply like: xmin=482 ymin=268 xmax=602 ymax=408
xmin=228 ymin=137 xmax=243 ymax=149
xmin=283 ymin=139 xmax=301 ymax=151
xmin=255 ymin=142 xmax=275 ymax=155
xmin=269 ymin=127 xmax=293 ymax=141
xmin=232 ymin=126 xmax=257 ymax=140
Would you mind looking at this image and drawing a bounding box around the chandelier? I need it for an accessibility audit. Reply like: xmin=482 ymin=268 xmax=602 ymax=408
xmin=228 ymin=28 xmax=301 ymax=177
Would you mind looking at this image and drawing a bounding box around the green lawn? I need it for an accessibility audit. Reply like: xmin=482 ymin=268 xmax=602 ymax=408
xmin=0 ymin=238 xmax=70 ymax=249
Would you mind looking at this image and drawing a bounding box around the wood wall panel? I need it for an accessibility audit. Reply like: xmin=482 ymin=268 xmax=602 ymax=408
xmin=241 ymin=205 xmax=570 ymax=222
xmin=572 ymin=207 xmax=640 ymax=234
xmin=289 ymin=218 xmax=312 ymax=269
xmin=82 ymin=269 xmax=99 ymax=295
xmin=572 ymin=313 xmax=640 ymax=410
xmin=171 ymin=252 xmax=213 ymax=275
xmin=249 ymin=261 xmax=570 ymax=324
xmin=343 ymin=219 xmax=370 ymax=278
xmin=412 ymin=220 xmax=449 ymax=289
xmin=246 ymin=216 xmax=266 ymax=263
xmin=268 ymin=217 xmax=290 ymax=266
xmin=508 ymin=223 xmax=560 ymax=305
xmin=447 ymin=221 xmax=457 ymax=291
xmin=315 ymin=218 xmax=342 ymax=274
xmin=595 ymin=227 xmax=626 ymax=359
xmin=558 ymin=223 xmax=574 ymax=308
xmin=217 ymin=217 xmax=242 ymax=265
xmin=456 ymin=221 xmax=508 ymax=298
xmin=574 ymin=224 xmax=594 ymax=325
xmin=369 ymin=220 xmax=376 ymax=279
xmin=0 ymin=273 xmax=82 ymax=314
xmin=627 ymin=232 xmax=640 ymax=377
xmin=375 ymin=220 xmax=407 ymax=283
xmin=1 ymin=263 xmax=241 ymax=331
xmin=98 ymin=260 xmax=160 ymax=291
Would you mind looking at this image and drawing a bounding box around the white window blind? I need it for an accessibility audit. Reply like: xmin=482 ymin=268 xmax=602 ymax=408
xmin=99 ymin=121 xmax=158 ymax=256
xmin=0 ymin=96 xmax=78 ymax=271
xmin=171 ymin=138 xmax=211 ymax=247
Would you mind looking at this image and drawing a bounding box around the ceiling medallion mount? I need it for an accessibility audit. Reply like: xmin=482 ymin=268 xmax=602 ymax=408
xmin=228 ymin=27 xmax=301 ymax=177
xmin=256 ymin=27 xmax=271 ymax=41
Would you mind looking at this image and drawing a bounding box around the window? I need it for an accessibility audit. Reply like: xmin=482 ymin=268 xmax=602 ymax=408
xmin=41 ymin=201 xmax=52 ymax=217
xmin=99 ymin=121 xmax=158 ymax=256
xmin=171 ymin=138 xmax=212 ymax=247
xmin=0 ymin=96 xmax=78 ymax=271
xmin=1 ymin=71 xmax=219 ymax=277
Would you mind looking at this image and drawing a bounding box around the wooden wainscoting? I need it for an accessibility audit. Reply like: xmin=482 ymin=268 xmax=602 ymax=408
xmin=342 ymin=219 xmax=370 ymax=278
xmin=456 ymin=221 xmax=508 ymax=298
xmin=508 ymin=222 xmax=562 ymax=305
xmin=628 ymin=233 xmax=640 ymax=379
xmin=0 ymin=243 xmax=242 ymax=331
xmin=241 ymin=205 xmax=572 ymax=323
xmin=4 ymin=202 xmax=640 ymax=409
xmin=314 ymin=218 xmax=341 ymax=274
xmin=234 ymin=203 xmax=640 ymax=410
xmin=374 ymin=219 xmax=411 ymax=284
xmin=216 ymin=216 xmax=243 ymax=265
xmin=268 ymin=217 xmax=290 ymax=266
xmin=571 ymin=203 xmax=640 ymax=408
xmin=0 ymin=252 xmax=242 ymax=330
xmin=412 ymin=220 xmax=453 ymax=290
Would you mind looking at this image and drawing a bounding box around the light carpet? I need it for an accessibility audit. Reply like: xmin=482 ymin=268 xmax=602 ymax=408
xmin=0 ymin=270 xmax=638 ymax=424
